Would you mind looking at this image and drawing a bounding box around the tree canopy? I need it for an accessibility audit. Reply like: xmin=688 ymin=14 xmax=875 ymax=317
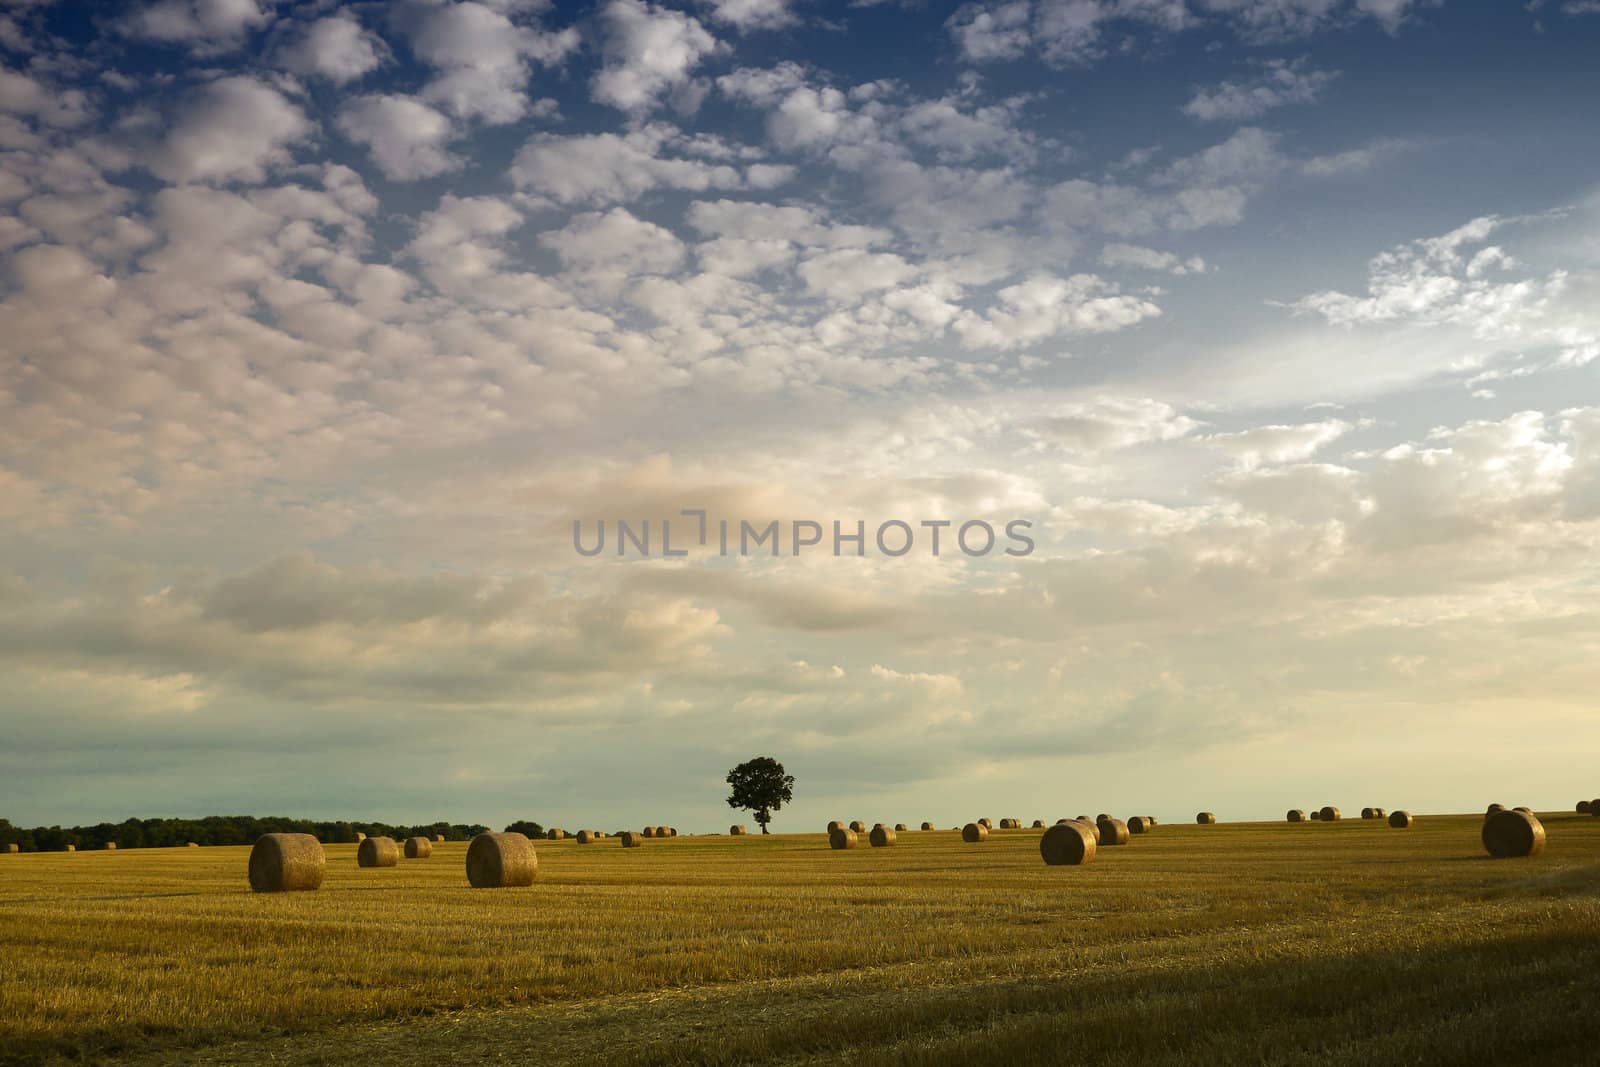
xmin=725 ymin=756 xmax=795 ymax=834
xmin=0 ymin=815 xmax=495 ymax=852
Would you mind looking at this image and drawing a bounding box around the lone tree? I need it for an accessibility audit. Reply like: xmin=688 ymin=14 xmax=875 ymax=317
xmin=725 ymin=756 xmax=795 ymax=834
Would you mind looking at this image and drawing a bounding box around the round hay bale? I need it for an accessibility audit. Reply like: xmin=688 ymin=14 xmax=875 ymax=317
xmin=1372 ymin=807 xmax=1387 ymax=819
xmin=826 ymin=820 xmax=843 ymax=833
xmin=962 ymin=822 xmax=988 ymax=843
xmin=103 ymin=841 xmax=117 ymax=850
xmin=466 ymin=831 xmax=538 ymax=887
xmin=1309 ymin=810 xmax=1322 ymax=821
xmin=1196 ymin=812 xmax=1216 ymax=825
xmin=546 ymin=828 xmax=565 ymax=841
xmin=643 ymin=826 xmax=657 ymax=838
xmin=1095 ymin=813 xmax=1110 ymax=823
xmin=1388 ymin=810 xmax=1414 ymax=828
xmin=1287 ymin=810 xmax=1305 ymax=823
xmin=64 ymin=844 xmax=75 ymax=852
xmin=894 ymin=823 xmax=908 ymax=832
xmin=869 ymin=825 xmax=897 ymax=847
xmin=1097 ymin=818 xmax=1129 ymax=846
xmin=433 ymin=834 xmax=445 ymax=843
xmin=729 ymin=824 xmax=747 ymax=836
xmin=1482 ymin=809 xmax=1545 ymax=859
xmin=355 ymin=832 xmax=366 ymax=842
xmin=977 ymin=818 xmax=992 ymax=829
xmin=1075 ymin=815 xmax=1090 ymax=823
xmin=620 ymin=831 xmax=642 ymax=848
xmin=1577 ymin=800 xmax=1590 ymax=814
xmin=1147 ymin=816 xmax=1158 ymax=826
xmin=1319 ymin=806 xmax=1341 ymax=822
xmin=1039 ymin=821 xmax=1096 ymax=866
xmin=1591 ymin=799 xmax=1600 ymax=816
xmin=1513 ymin=806 xmax=1532 ymax=814
xmin=404 ymin=836 xmax=433 ymax=859
xmin=1128 ymin=815 xmax=1152 ymax=834
xmin=5 ymin=843 xmax=17 ymax=854
xmin=576 ymin=830 xmax=597 ymax=844
xmin=358 ymin=836 xmax=399 ymax=868
xmin=1360 ymin=807 xmax=1375 ymax=820
xmin=248 ymin=833 xmax=325 ymax=893
xmin=920 ymin=821 xmax=934 ymax=831
xmin=1032 ymin=819 xmax=1045 ymax=829
xmin=848 ymin=820 xmax=866 ymax=833
xmin=829 ymin=827 xmax=858 ymax=850
xmin=1486 ymin=803 xmax=1505 ymax=816
xmin=186 ymin=842 xmax=199 ymax=848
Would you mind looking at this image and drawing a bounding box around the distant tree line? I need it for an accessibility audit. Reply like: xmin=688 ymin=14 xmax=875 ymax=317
xmin=0 ymin=815 xmax=527 ymax=852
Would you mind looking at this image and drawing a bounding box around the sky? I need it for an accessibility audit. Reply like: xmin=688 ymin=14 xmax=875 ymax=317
xmin=3 ymin=0 xmax=1600 ymax=832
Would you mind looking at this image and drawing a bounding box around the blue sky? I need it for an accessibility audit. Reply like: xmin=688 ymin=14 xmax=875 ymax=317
xmin=3 ymin=0 xmax=1600 ymax=831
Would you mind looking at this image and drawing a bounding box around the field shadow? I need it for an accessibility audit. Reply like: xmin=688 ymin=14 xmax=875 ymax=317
xmin=19 ymin=909 xmax=1600 ymax=1067
xmin=0 ymin=891 xmax=210 ymax=906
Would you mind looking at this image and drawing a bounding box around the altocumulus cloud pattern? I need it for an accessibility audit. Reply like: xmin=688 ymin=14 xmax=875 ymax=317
xmin=2 ymin=0 xmax=1600 ymax=828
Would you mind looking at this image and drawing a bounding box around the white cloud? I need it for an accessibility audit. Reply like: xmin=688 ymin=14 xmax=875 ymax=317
xmin=1300 ymin=145 xmax=1381 ymax=175
xmin=119 ymin=0 xmax=271 ymax=54
xmin=896 ymin=94 xmax=1038 ymax=164
xmin=509 ymin=126 xmax=788 ymax=205
xmin=1044 ymin=128 xmax=1285 ymax=237
xmin=398 ymin=0 xmax=579 ymax=124
xmin=1159 ymin=126 xmax=1284 ymax=188
xmin=151 ymin=77 xmax=312 ymax=184
xmin=8 ymin=243 xmax=117 ymax=303
xmin=404 ymin=192 xmax=536 ymax=300
xmin=1198 ymin=0 xmax=1422 ymax=39
xmin=1024 ymin=396 xmax=1199 ymax=452
xmin=540 ymin=206 xmax=687 ymax=275
xmin=717 ymin=64 xmax=884 ymax=156
xmin=703 ymin=0 xmax=798 ymax=31
xmin=0 ymin=69 xmax=93 ymax=128
xmin=1100 ymin=243 xmax=1207 ymax=274
xmin=953 ymin=272 xmax=1162 ymax=350
xmin=337 ymin=94 xmax=460 ymax=181
xmin=947 ymin=0 xmax=1189 ymax=67
xmin=950 ymin=0 xmax=1423 ymax=65
xmin=1289 ymin=217 xmax=1553 ymax=334
xmin=592 ymin=0 xmax=722 ymax=113
xmin=276 ymin=14 xmax=385 ymax=85
xmin=946 ymin=0 xmax=1032 ymax=61
xmin=1182 ymin=59 xmax=1337 ymax=121
xmin=686 ymin=199 xmax=891 ymax=249
xmin=1206 ymin=419 xmax=1352 ymax=467
xmin=796 ymin=248 xmax=919 ymax=303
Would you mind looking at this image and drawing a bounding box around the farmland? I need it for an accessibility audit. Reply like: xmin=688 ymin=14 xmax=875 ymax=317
xmin=2 ymin=813 xmax=1598 ymax=1066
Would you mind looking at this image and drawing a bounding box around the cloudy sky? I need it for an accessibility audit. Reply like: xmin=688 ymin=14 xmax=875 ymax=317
xmin=3 ymin=0 xmax=1600 ymax=831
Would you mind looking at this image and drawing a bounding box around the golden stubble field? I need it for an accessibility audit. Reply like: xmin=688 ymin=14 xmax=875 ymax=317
xmin=2 ymin=813 xmax=1598 ymax=1066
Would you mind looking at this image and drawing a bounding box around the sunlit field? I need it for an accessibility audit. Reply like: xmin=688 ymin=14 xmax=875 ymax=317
xmin=2 ymin=813 xmax=1598 ymax=1066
